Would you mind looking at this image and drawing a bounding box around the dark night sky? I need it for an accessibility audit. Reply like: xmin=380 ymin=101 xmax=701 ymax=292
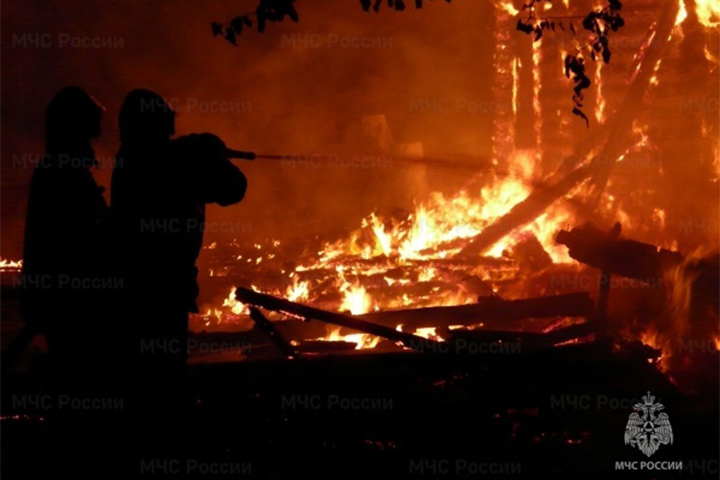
xmin=1 ymin=0 xmax=498 ymax=259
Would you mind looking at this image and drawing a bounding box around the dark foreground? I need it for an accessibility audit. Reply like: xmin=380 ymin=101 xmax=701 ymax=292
xmin=2 ymin=343 xmax=719 ymax=479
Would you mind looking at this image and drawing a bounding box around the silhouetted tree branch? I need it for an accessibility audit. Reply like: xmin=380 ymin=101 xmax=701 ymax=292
xmin=212 ymin=0 xmax=626 ymax=127
xmin=516 ymin=0 xmax=626 ymax=126
xmin=211 ymin=0 xmax=452 ymax=44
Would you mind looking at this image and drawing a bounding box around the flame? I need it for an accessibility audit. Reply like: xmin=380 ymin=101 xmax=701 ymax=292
xmin=674 ymin=0 xmax=688 ymax=29
xmin=595 ymin=61 xmax=606 ymax=124
xmin=0 ymin=258 xmax=23 ymax=271
xmin=494 ymin=0 xmax=519 ymax=16
xmin=639 ymin=327 xmax=670 ymax=372
xmin=202 ymin=147 xmax=579 ymax=339
xmin=414 ymin=327 xmax=446 ymax=342
xmin=285 ymin=275 xmax=311 ymax=302
xmin=193 ymin=0 xmax=718 ymax=356
xmin=695 ymin=0 xmax=720 ymax=28
xmin=222 ymin=286 xmax=249 ymax=315
xmin=512 ymin=58 xmax=519 ymax=118
xmin=633 ymin=249 xmax=717 ymax=372
xmin=532 ymin=41 xmax=543 ymax=162
xmin=664 ymin=255 xmax=702 ymax=340
xmin=340 ymin=283 xmax=373 ymax=315
xmin=650 ymin=59 xmax=663 ymax=87
xmin=338 ymin=268 xmax=374 ymax=315
xmin=705 ymin=45 xmax=719 ymax=66
xmin=313 ymin=326 xmax=381 ymax=350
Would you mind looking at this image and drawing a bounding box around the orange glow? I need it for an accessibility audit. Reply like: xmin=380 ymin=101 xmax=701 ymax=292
xmin=695 ymin=0 xmax=720 ymax=28
xmin=532 ymin=41 xmax=543 ymax=161
xmin=222 ymin=287 xmax=249 ymax=315
xmin=494 ymin=0 xmax=519 ymax=16
xmin=186 ymin=0 xmax=717 ymax=356
xmin=311 ymin=326 xmax=381 ymax=350
xmin=639 ymin=327 xmax=670 ymax=372
xmin=0 ymin=258 xmax=23 ymax=271
xmin=674 ymin=0 xmax=688 ymax=29
xmin=595 ymin=61 xmax=606 ymax=124
xmin=512 ymin=58 xmax=519 ymax=118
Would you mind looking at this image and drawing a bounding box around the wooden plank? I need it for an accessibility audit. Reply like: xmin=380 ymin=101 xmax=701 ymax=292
xmin=235 ymin=288 xmax=441 ymax=353
xmin=356 ymin=292 xmax=594 ymax=329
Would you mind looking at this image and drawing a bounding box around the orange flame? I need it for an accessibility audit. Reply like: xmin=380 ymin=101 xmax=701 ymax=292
xmin=695 ymin=0 xmax=720 ymax=28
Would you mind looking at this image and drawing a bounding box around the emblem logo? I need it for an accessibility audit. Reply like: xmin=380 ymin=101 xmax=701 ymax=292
xmin=624 ymin=391 xmax=673 ymax=457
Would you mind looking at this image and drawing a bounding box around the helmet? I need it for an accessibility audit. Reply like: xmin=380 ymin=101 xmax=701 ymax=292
xmin=45 ymin=86 xmax=104 ymax=150
xmin=119 ymin=89 xmax=175 ymax=144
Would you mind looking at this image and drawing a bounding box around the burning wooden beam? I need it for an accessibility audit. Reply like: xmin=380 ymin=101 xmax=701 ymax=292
xmin=459 ymin=0 xmax=683 ymax=257
xmin=356 ymin=292 xmax=594 ymax=329
xmin=249 ymin=307 xmax=297 ymax=359
xmin=585 ymin=0 xmax=683 ymax=207
xmin=556 ymin=223 xmax=684 ymax=281
xmin=444 ymin=320 xmax=595 ymax=350
xmin=235 ymin=287 xmax=441 ymax=352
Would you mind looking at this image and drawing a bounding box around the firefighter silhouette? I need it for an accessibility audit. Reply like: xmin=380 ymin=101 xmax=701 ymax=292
xmin=21 ymin=86 xmax=111 ymax=386
xmin=111 ymin=89 xmax=247 ymax=457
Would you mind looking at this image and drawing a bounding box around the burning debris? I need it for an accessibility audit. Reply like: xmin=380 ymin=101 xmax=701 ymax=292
xmin=186 ymin=0 xmax=719 ymax=378
xmin=1 ymin=1 xmax=719 ymax=478
xmin=0 ymin=259 xmax=23 ymax=273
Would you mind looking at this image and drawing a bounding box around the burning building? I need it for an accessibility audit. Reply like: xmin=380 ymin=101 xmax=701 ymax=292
xmin=186 ymin=0 xmax=719 ymax=374
xmin=1 ymin=0 xmax=718 ymax=478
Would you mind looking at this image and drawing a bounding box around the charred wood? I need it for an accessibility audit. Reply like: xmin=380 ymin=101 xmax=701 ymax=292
xmin=556 ymin=223 xmax=684 ymax=281
xmin=249 ymin=307 xmax=297 ymax=359
xmin=235 ymin=288 xmax=441 ymax=352
xmin=460 ymin=1 xmax=682 ymax=257
xmin=356 ymin=292 xmax=594 ymax=329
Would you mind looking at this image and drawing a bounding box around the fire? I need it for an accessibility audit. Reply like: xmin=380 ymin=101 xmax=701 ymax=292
xmin=512 ymin=58 xmax=519 ymax=118
xmin=674 ymin=0 xmax=688 ymax=29
xmin=312 ymin=326 xmax=381 ymax=350
xmin=494 ymin=0 xmax=519 ymax=16
xmin=0 ymin=258 xmax=23 ymax=272
xmin=632 ymin=249 xmax=717 ymax=372
xmin=191 ymin=0 xmax=717 ymax=359
xmin=414 ymin=327 xmax=446 ymax=342
xmin=285 ymin=275 xmax=311 ymax=302
xmin=222 ymin=286 xmax=249 ymax=315
xmin=197 ymin=147 xmax=580 ymax=334
xmin=665 ymin=260 xmax=699 ymax=338
xmin=649 ymin=59 xmax=663 ymax=87
xmin=532 ymin=41 xmax=543 ymax=162
xmin=639 ymin=327 xmax=670 ymax=372
xmin=695 ymin=0 xmax=720 ymax=28
xmin=324 ymin=149 xmax=572 ymax=264
xmin=595 ymin=61 xmax=606 ymax=124
xmin=339 ymin=281 xmax=373 ymax=315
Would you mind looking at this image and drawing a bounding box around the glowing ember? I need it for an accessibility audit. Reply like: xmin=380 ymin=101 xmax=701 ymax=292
xmin=339 ymin=278 xmax=373 ymax=315
xmin=222 ymin=287 xmax=249 ymax=315
xmin=494 ymin=0 xmax=519 ymax=16
xmin=310 ymin=326 xmax=381 ymax=350
xmin=532 ymin=41 xmax=543 ymax=162
xmin=0 ymin=258 xmax=23 ymax=272
xmin=595 ymin=61 xmax=606 ymax=124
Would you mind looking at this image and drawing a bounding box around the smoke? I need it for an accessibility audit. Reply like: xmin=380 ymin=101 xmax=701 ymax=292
xmin=1 ymin=0 xmax=497 ymax=256
xmin=2 ymin=0 xmax=718 ymax=258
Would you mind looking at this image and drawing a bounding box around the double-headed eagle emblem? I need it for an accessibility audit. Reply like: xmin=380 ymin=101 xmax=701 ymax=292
xmin=624 ymin=391 xmax=673 ymax=457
